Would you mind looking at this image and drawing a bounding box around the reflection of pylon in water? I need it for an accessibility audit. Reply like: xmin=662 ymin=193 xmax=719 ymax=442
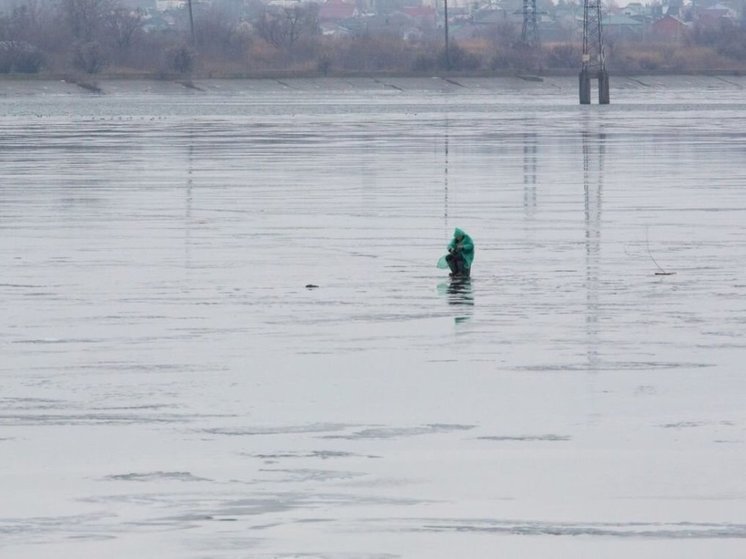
xmin=582 ymin=129 xmax=605 ymax=372
xmin=579 ymin=0 xmax=610 ymax=104
xmin=521 ymin=0 xmax=539 ymax=47
xmin=523 ymin=133 xmax=537 ymax=217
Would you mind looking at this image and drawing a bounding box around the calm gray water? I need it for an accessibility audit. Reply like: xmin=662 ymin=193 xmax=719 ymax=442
xmin=1 ymin=77 xmax=746 ymax=558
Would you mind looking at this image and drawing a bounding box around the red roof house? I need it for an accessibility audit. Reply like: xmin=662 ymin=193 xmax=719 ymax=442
xmin=319 ymin=0 xmax=357 ymax=22
xmin=651 ymin=14 xmax=689 ymax=41
xmin=401 ymin=5 xmax=437 ymax=27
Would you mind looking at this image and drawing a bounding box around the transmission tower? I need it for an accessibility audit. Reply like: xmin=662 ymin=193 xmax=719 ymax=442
xmin=521 ymin=0 xmax=539 ymax=48
xmin=187 ymin=0 xmax=196 ymax=45
xmin=579 ymin=0 xmax=610 ymax=104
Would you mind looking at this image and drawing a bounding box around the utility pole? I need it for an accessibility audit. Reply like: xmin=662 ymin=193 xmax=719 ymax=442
xmin=580 ymin=0 xmax=610 ymax=104
xmin=521 ymin=0 xmax=539 ymax=48
xmin=187 ymin=0 xmax=196 ymax=45
xmin=444 ymin=0 xmax=451 ymax=70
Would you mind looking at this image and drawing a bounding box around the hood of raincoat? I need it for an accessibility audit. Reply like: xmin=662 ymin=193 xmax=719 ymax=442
xmin=447 ymin=227 xmax=475 ymax=268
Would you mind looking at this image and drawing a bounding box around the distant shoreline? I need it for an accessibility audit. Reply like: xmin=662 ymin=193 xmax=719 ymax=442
xmin=1 ymin=68 xmax=744 ymax=83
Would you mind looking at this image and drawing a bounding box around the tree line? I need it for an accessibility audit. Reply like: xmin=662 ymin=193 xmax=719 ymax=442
xmin=1 ymin=0 xmax=746 ymax=77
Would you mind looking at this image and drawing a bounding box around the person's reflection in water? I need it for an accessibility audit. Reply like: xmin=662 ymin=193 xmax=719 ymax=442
xmin=438 ymin=276 xmax=474 ymax=324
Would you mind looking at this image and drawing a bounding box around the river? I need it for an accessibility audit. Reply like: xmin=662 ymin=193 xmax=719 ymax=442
xmin=1 ymin=76 xmax=745 ymax=558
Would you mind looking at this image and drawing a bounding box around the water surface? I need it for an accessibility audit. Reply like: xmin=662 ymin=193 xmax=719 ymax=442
xmin=1 ymin=77 xmax=745 ymax=558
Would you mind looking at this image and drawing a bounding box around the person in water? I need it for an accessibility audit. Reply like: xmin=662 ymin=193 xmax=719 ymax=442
xmin=446 ymin=227 xmax=474 ymax=277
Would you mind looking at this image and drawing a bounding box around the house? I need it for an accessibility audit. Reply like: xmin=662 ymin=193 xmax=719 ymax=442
xmin=694 ymin=3 xmax=737 ymax=28
xmin=602 ymin=14 xmax=644 ymax=41
xmin=470 ymin=6 xmax=508 ymax=26
xmin=320 ymin=22 xmax=354 ymax=36
xmin=650 ymin=14 xmax=689 ymax=41
xmin=319 ymin=0 xmax=357 ymax=22
xmin=155 ymin=0 xmax=183 ymax=11
xmin=401 ymin=5 xmax=437 ymax=28
xmin=120 ymin=0 xmax=155 ymax=9
xmin=342 ymin=11 xmax=421 ymax=39
xmin=143 ymin=11 xmax=177 ymax=31
xmin=623 ymin=2 xmax=645 ymax=18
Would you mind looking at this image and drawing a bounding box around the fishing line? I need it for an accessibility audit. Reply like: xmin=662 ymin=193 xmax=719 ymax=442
xmin=646 ymin=226 xmax=675 ymax=276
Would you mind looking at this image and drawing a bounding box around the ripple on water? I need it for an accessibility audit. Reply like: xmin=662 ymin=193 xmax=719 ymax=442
xmin=411 ymin=519 xmax=746 ymax=539
xmin=477 ymin=434 xmax=571 ymax=442
xmin=102 ymin=471 xmax=211 ymax=483
xmin=201 ymin=423 xmax=352 ymax=436
xmin=320 ymin=424 xmax=475 ymax=440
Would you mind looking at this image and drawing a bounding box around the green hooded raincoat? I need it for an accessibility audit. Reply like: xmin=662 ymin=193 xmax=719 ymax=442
xmin=448 ymin=228 xmax=475 ymax=269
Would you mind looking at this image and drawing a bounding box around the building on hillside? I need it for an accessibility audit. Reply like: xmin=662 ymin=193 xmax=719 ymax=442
xmin=319 ymin=0 xmax=358 ymax=22
xmin=540 ymin=16 xmax=575 ymax=42
xmin=650 ymin=14 xmax=689 ymax=41
xmin=602 ymin=14 xmax=644 ymax=41
xmin=120 ymin=0 xmax=156 ymax=9
xmin=340 ymin=10 xmax=420 ymax=39
xmin=449 ymin=6 xmax=509 ymax=41
xmin=623 ymin=2 xmax=645 ymax=18
xmin=320 ymin=21 xmax=354 ymax=35
xmin=156 ymin=0 xmax=185 ymax=11
xmin=143 ymin=11 xmax=178 ymax=31
xmin=401 ymin=5 xmax=437 ymax=28
xmin=694 ymin=3 xmax=738 ymax=27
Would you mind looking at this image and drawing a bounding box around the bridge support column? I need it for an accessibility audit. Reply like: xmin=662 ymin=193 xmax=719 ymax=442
xmin=579 ymin=70 xmax=591 ymax=105
xmin=598 ymin=70 xmax=610 ymax=104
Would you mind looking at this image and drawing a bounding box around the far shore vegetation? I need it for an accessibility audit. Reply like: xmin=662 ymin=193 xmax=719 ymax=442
xmin=1 ymin=0 xmax=746 ymax=80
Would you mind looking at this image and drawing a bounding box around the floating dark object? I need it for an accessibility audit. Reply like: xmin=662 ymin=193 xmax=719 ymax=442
xmin=179 ymin=80 xmax=205 ymax=92
xmin=66 ymin=79 xmax=102 ymax=94
xmin=654 ymin=272 xmax=676 ymax=276
xmin=305 ymin=284 xmax=319 ymax=289
xmin=517 ymin=75 xmax=543 ymax=82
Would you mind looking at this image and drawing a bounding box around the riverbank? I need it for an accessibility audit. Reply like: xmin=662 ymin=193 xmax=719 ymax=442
xmin=1 ymin=67 xmax=745 ymax=84
xmin=1 ymin=75 xmax=745 ymax=109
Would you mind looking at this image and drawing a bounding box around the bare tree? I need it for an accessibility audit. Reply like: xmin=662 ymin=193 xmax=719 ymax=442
xmin=194 ymin=5 xmax=245 ymax=57
xmin=255 ymin=4 xmax=319 ymax=50
xmin=1 ymin=1 xmax=64 ymax=55
xmin=103 ymin=7 xmax=144 ymax=49
xmin=61 ymin=0 xmax=115 ymax=42
xmin=73 ymin=40 xmax=108 ymax=73
xmin=1 ymin=1 xmax=44 ymax=43
xmin=0 ymin=40 xmax=44 ymax=73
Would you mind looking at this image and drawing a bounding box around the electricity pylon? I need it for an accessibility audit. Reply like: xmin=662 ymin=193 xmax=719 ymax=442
xmin=521 ymin=0 xmax=539 ymax=47
xmin=579 ymin=0 xmax=610 ymax=104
